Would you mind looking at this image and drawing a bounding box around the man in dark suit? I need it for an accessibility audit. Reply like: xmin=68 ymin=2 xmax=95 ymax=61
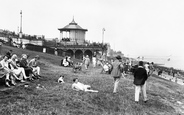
xmin=133 ymin=61 xmax=148 ymax=103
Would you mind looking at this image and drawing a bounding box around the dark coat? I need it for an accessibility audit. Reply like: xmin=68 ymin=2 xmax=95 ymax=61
xmin=19 ymin=58 xmax=29 ymax=68
xmin=19 ymin=58 xmax=33 ymax=76
xmin=133 ymin=66 xmax=148 ymax=85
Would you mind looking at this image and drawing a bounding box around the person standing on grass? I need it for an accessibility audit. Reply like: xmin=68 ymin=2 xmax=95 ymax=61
xmin=6 ymin=50 xmax=13 ymax=59
xmin=92 ymin=52 xmax=97 ymax=67
xmin=133 ymin=61 xmax=148 ymax=103
xmin=62 ymin=56 xmax=69 ymax=67
xmin=83 ymin=55 xmax=90 ymax=70
xmin=149 ymin=62 xmax=155 ymax=76
xmin=111 ymin=55 xmax=124 ymax=93
xmin=144 ymin=62 xmax=150 ymax=75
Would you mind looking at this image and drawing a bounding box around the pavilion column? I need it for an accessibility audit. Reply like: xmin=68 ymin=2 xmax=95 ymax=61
xmin=60 ymin=31 xmax=63 ymax=40
xmin=69 ymin=30 xmax=71 ymax=39
xmin=73 ymin=49 xmax=76 ymax=59
xmin=67 ymin=31 xmax=69 ymax=38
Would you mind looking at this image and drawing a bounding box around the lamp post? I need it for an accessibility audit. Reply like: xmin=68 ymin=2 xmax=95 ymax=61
xmin=19 ymin=10 xmax=22 ymax=38
xmin=102 ymin=28 xmax=105 ymax=45
xmin=102 ymin=28 xmax=106 ymax=61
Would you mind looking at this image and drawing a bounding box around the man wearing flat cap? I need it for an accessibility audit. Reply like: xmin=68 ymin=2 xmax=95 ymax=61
xmin=111 ymin=55 xmax=124 ymax=93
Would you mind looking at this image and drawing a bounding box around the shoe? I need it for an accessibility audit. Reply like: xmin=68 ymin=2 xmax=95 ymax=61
xmin=24 ymin=76 xmax=29 ymax=79
xmin=135 ymin=101 xmax=139 ymax=104
xmin=37 ymin=75 xmax=42 ymax=78
xmin=5 ymin=81 xmax=11 ymax=87
xmin=20 ymin=80 xmax=26 ymax=83
xmin=144 ymin=100 xmax=148 ymax=103
xmin=11 ymin=81 xmax=16 ymax=86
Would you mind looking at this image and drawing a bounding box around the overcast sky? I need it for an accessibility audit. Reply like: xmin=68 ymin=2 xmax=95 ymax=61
xmin=1 ymin=0 xmax=184 ymax=70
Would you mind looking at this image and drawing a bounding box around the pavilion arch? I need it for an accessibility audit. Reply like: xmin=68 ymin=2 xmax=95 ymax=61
xmin=84 ymin=50 xmax=93 ymax=60
xmin=75 ymin=50 xmax=83 ymax=60
xmin=57 ymin=49 xmax=64 ymax=56
xmin=65 ymin=49 xmax=74 ymax=58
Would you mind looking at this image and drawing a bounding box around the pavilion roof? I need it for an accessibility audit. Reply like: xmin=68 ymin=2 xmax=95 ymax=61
xmin=58 ymin=18 xmax=88 ymax=31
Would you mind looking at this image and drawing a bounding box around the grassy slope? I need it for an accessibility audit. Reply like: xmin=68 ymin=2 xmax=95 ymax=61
xmin=0 ymin=45 xmax=184 ymax=115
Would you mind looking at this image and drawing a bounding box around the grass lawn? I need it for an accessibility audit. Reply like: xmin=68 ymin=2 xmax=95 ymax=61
xmin=0 ymin=45 xmax=184 ymax=115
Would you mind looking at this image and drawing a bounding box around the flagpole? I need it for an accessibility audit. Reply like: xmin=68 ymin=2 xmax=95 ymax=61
xmin=20 ymin=10 xmax=22 ymax=34
xmin=102 ymin=28 xmax=105 ymax=45
xmin=19 ymin=10 xmax=23 ymax=39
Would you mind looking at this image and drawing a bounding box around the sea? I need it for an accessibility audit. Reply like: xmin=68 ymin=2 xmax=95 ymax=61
xmin=144 ymin=57 xmax=184 ymax=71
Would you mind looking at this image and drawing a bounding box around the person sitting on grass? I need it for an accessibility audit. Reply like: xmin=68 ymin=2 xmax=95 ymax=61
xmin=28 ymin=55 xmax=41 ymax=78
xmin=19 ymin=54 xmax=35 ymax=80
xmin=8 ymin=54 xmax=28 ymax=82
xmin=62 ymin=56 xmax=69 ymax=67
xmin=72 ymin=78 xmax=98 ymax=92
xmin=100 ymin=61 xmax=113 ymax=74
xmin=58 ymin=75 xmax=65 ymax=83
xmin=100 ymin=61 xmax=108 ymax=74
xmin=73 ymin=62 xmax=82 ymax=72
xmin=0 ymin=55 xmax=19 ymax=87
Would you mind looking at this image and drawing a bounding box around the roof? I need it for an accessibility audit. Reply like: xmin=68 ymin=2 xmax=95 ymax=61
xmin=58 ymin=18 xmax=88 ymax=31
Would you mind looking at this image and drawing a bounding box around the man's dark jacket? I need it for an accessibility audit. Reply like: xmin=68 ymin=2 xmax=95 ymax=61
xmin=133 ymin=66 xmax=148 ymax=85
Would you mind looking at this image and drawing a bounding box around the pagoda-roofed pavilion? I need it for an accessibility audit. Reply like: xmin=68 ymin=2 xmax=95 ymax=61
xmin=58 ymin=18 xmax=87 ymax=45
xmin=56 ymin=18 xmax=105 ymax=60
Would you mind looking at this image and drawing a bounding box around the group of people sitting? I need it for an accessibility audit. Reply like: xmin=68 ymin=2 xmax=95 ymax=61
xmin=0 ymin=50 xmax=41 ymax=87
xmin=100 ymin=59 xmax=130 ymax=75
xmin=100 ymin=61 xmax=113 ymax=74
xmin=61 ymin=56 xmax=73 ymax=67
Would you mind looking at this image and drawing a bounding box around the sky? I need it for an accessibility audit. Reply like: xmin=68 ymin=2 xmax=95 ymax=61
xmin=1 ymin=0 xmax=184 ymax=70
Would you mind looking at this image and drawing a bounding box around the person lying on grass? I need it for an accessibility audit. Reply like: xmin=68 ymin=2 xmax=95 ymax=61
xmin=72 ymin=78 xmax=98 ymax=92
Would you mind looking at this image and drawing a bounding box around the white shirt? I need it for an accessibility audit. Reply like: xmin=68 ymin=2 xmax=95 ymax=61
xmin=103 ymin=64 xmax=109 ymax=72
xmin=144 ymin=64 xmax=150 ymax=73
xmin=63 ymin=59 xmax=69 ymax=66
xmin=0 ymin=59 xmax=9 ymax=70
xmin=72 ymin=82 xmax=90 ymax=91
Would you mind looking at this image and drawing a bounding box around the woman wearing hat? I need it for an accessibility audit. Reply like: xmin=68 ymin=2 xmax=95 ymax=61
xmin=111 ymin=55 xmax=124 ymax=93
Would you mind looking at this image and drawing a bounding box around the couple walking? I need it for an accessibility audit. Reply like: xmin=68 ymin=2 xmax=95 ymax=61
xmin=111 ymin=55 xmax=148 ymax=103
